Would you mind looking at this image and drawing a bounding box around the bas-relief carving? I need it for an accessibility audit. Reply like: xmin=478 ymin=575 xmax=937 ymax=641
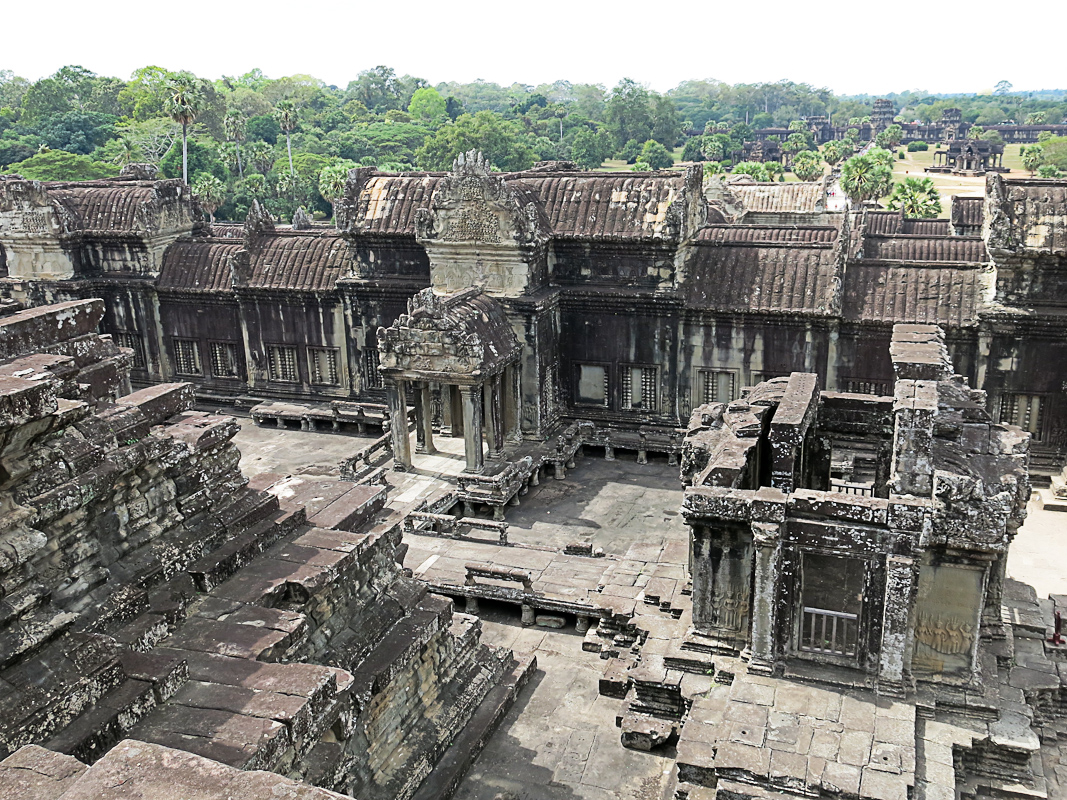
xmin=912 ymin=562 xmax=984 ymax=679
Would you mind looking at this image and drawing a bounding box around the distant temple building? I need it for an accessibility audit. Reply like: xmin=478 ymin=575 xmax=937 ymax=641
xmin=0 ymin=159 xmax=1065 ymax=478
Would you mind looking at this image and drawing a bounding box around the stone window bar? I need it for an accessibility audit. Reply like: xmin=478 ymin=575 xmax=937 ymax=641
xmin=173 ymin=338 xmax=201 ymax=375
xmin=113 ymin=332 xmax=146 ymax=369
xmin=210 ymin=341 xmax=241 ymax=378
xmin=309 ymin=347 xmax=339 ymax=385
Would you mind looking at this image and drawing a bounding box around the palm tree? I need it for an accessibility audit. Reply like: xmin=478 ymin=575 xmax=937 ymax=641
xmin=273 ymin=100 xmax=298 ymax=176
xmin=792 ymin=150 xmax=823 ymax=182
xmin=224 ymin=110 xmax=246 ymax=178
xmin=318 ymin=164 xmax=350 ymax=219
xmin=244 ymin=141 xmax=275 ymax=176
xmin=192 ymin=174 xmax=226 ymax=223
xmin=839 ymin=153 xmax=893 ymax=205
xmin=887 ymin=177 xmax=942 ymax=218
xmin=113 ymin=135 xmax=138 ymax=168
xmin=164 ymin=72 xmax=205 ymax=184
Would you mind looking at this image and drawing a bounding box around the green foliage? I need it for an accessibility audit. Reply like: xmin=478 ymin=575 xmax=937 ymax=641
xmin=868 ymin=147 xmax=895 ymax=169
xmin=839 ymin=153 xmax=893 ymax=204
xmin=318 ymin=161 xmax=355 ymax=204
xmin=1022 ymin=144 xmax=1044 ymax=175
xmin=822 ymin=139 xmax=851 ymax=167
xmin=243 ymin=140 xmax=276 ymax=175
xmin=246 ymin=114 xmax=280 ymax=144
xmin=1037 ymin=164 xmax=1061 ymax=178
xmin=887 ymin=177 xmax=941 ymax=217
xmin=1039 ymin=137 xmax=1067 ymax=171
xmin=408 ymin=87 xmax=447 ymax=124
xmin=638 ymin=139 xmax=674 ymax=170
xmin=791 ymin=150 xmax=822 ymax=181
xmin=415 ymin=111 xmax=534 ymax=172
xmin=617 ymin=138 xmax=642 ymax=163
xmin=681 ymin=137 xmax=704 ymax=162
xmin=569 ymin=128 xmax=613 ymax=169
xmin=1038 ymin=131 xmax=1054 ymax=144
xmin=192 ymin=173 xmax=226 ymax=220
xmin=5 ymin=149 xmax=118 ymax=180
xmin=764 ymin=161 xmax=784 ymax=181
xmin=702 ymin=161 xmax=724 ymax=177
xmin=907 ymin=141 xmax=929 ymax=152
xmin=159 ymin=138 xmax=223 ymax=181
xmin=732 ymin=161 xmax=769 ymax=181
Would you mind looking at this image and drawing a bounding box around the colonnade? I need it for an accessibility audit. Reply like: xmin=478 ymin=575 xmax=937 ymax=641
xmin=387 ymin=364 xmax=522 ymax=473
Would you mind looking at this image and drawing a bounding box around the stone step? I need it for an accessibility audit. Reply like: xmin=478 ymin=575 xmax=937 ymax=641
xmin=43 ymin=677 xmax=157 ymax=764
xmin=1037 ymin=488 xmax=1067 ymax=513
xmin=0 ymin=744 xmax=87 ymax=800
xmin=186 ymin=517 xmax=288 ymax=592
xmin=408 ymin=652 xmax=537 ymax=800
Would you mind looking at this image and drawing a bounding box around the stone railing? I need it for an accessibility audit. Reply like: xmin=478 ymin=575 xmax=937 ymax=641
xmin=465 ymin=564 xmax=533 ymax=591
xmin=455 ymin=456 xmax=537 ymax=518
xmin=251 ymin=400 xmax=394 ymax=434
xmin=340 ymin=432 xmax=393 ymax=481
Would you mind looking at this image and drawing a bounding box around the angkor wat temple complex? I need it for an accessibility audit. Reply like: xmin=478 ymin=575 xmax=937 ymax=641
xmin=1 ymin=157 xmax=1066 ymax=800
xmin=1 ymin=157 xmax=1063 ymax=476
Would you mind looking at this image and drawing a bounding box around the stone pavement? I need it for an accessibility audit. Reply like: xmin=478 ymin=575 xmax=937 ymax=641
xmin=677 ymin=673 xmax=917 ymax=800
xmin=452 ymin=609 xmax=676 ymax=800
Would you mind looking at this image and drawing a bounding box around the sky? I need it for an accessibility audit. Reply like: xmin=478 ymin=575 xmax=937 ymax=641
xmin=6 ymin=0 xmax=1065 ymax=97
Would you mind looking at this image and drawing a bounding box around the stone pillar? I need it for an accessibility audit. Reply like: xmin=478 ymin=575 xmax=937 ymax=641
xmin=507 ymin=364 xmax=523 ymax=443
xmin=879 ymin=555 xmax=916 ymax=695
xmin=488 ymin=374 xmax=506 ymax=461
xmin=414 ymin=382 xmax=436 ymax=454
xmin=450 ymin=385 xmax=464 ymax=438
xmin=459 ymin=384 xmax=484 ymax=474
xmin=440 ymin=384 xmax=454 ymax=436
xmin=521 ymin=604 xmax=535 ymax=626
xmin=465 ymin=596 xmax=480 ymax=615
xmin=748 ymin=522 xmax=782 ymax=674
xmin=387 ymin=380 xmax=411 ymax=471
xmin=604 ymin=442 xmax=615 ymax=461
xmin=982 ymin=554 xmax=1008 ymax=635
xmin=576 ymin=616 xmax=590 ymax=634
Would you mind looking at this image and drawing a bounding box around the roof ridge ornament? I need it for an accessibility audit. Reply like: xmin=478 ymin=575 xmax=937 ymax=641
xmin=452 ymin=150 xmax=492 ymax=178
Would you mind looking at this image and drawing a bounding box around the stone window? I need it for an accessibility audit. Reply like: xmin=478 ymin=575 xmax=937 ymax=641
xmin=796 ymin=553 xmax=865 ymax=660
xmin=622 ymin=365 xmax=657 ymax=411
xmin=363 ymin=349 xmax=383 ymax=389
xmin=701 ymin=370 xmax=735 ymax=404
xmin=267 ymin=345 xmax=299 ymax=383
xmin=308 ymin=347 xmax=339 ymax=385
xmin=210 ymin=342 xmax=241 ymax=378
xmin=576 ymin=364 xmax=609 ymax=407
xmin=999 ymin=393 xmax=1044 ymax=441
xmin=173 ymin=339 xmax=201 ymax=375
xmin=113 ymin=332 xmax=146 ymax=370
xmin=843 ymin=378 xmax=890 ymax=395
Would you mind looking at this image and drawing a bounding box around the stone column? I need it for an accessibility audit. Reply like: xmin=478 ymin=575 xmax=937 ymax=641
xmin=440 ymin=384 xmax=454 ymax=436
xmin=879 ymin=555 xmax=916 ymax=695
xmin=748 ymin=522 xmax=782 ymax=674
xmin=488 ymin=373 xmax=506 ymax=460
xmin=982 ymin=553 xmax=1008 ymax=635
xmin=415 ymin=383 xmax=436 ymax=454
xmin=460 ymin=384 xmax=484 ymax=474
xmin=387 ymin=380 xmax=411 ymax=471
xmin=506 ymin=364 xmax=523 ymax=443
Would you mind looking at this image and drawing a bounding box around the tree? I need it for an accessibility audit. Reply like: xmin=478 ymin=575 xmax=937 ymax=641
xmin=1037 ymin=164 xmax=1061 ymax=178
xmin=192 ymin=173 xmax=226 ymax=222
xmin=224 ymin=110 xmax=246 ymax=177
xmin=1027 ymin=112 xmax=1047 ymax=125
xmin=637 ymin=139 xmax=673 ymax=170
xmin=273 ymin=100 xmax=299 ymax=176
xmin=839 ymin=153 xmax=893 ymax=205
xmin=5 ymin=150 xmax=118 ymax=180
xmin=764 ymin=161 xmax=784 ymax=182
xmin=414 ymin=111 xmax=535 ymax=172
xmin=823 ymin=140 xmax=850 ymax=167
xmin=994 ymin=80 xmax=1013 ymax=96
xmin=408 ymin=87 xmax=447 ymax=125
xmin=791 ymin=150 xmax=823 ymax=181
xmin=244 ymin=140 xmax=275 ymax=175
xmin=605 ymin=79 xmax=653 ymax=149
xmin=702 ymin=161 xmax=725 ymax=178
xmin=159 ymin=139 xmax=223 ymax=182
xmin=681 ymin=137 xmax=705 ymax=162
xmin=164 ymin=71 xmax=206 ymax=183
xmin=570 ymin=128 xmax=612 ymax=170
xmin=1022 ymin=144 xmax=1044 ymax=175
xmin=318 ymin=162 xmax=353 ymax=215
xmin=732 ymin=161 xmax=769 ymax=181
xmin=887 ymin=177 xmax=942 ymax=218
xmin=884 ymin=124 xmax=904 ymax=148
xmin=114 ymin=118 xmax=180 ymax=164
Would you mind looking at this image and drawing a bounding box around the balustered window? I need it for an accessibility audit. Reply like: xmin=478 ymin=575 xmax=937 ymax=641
xmin=701 ymin=370 xmax=735 ymax=404
xmin=308 ymin=347 xmax=339 ymax=385
xmin=999 ymin=393 xmax=1045 ymax=442
xmin=622 ymin=365 xmax=657 ymax=411
xmin=113 ymin=332 xmax=146 ymax=370
xmin=575 ymin=364 xmax=609 ymax=407
xmin=267 ymin=345 xmax=299 ymax=383
xmin=210 ymin=342 xmax=241 ymax=378
xmin=173 ymin=339 xmax=201 ymax=376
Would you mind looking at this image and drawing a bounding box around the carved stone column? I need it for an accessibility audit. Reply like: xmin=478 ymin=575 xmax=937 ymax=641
xmin=414 ymin=382 xmax=436 ymax=454
xmin=460 ymin=384 xmax=484 ymax=474
xmin=387 ymin=380 xmax=411 ymax=471
xmin=488 ymin=373 xmax=506 ymax=460
xmin=747 ymin=522 xmax=782 ymax=674
xmin=440 ymin=384 xmax=454 ymax=436
xmin=879 ymin=554 xmax=916 ymax=695
xmin=506 ymin=364 xmax=523 ymax=443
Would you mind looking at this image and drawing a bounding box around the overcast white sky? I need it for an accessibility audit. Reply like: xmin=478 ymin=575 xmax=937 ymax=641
xmin=7 ymin=0 xmax=1064 ymax=96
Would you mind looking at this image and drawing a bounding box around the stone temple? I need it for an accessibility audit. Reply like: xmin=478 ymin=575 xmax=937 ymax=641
xmin=0 ymin=156 xmax=1066 ymax=800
